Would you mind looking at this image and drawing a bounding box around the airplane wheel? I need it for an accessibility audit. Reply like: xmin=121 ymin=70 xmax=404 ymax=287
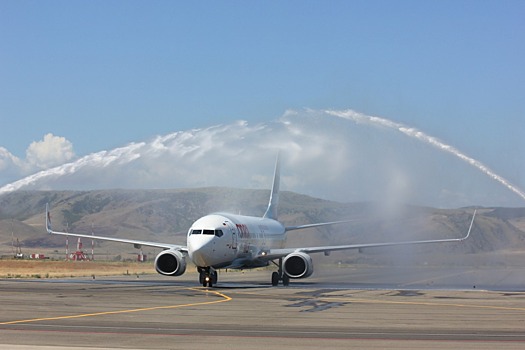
xmin=271 ymin=272 xmax=279 ymax=286
xmin=282 ymin=274 xmax=290 ymax=286
xmin=199 ymin=268 xmax=216 ymax=287
xmin=201 ymin=272 xmax=211 ymax=287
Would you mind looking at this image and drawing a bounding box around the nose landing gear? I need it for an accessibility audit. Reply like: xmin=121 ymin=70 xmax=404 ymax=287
xmin=198 ymin=267 xmax=218 ymax=287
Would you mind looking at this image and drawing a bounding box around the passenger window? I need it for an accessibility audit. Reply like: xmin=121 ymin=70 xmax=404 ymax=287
xmin=215 ymin=229 xmax=224 ymax=237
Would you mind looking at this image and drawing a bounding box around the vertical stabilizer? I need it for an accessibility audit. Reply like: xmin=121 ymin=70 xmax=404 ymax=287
xmin=263 ymin=153 xmax=281 ymax=220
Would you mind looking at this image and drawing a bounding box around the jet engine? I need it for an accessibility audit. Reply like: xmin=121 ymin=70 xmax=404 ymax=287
xmin=154 ymin=249 xmax=187 ymax=276
xmin=282 ymin=252 xmax=314 ymax=279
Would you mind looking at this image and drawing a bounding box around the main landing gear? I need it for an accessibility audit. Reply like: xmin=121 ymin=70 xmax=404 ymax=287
xmin=271 ymin=258 xmax=290 ymax=286
xmin=198 ymin=267 xmax=218 ymax=287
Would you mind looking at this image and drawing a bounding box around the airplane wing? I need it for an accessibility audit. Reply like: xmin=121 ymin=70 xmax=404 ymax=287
xmin=46 ymin=204 xmax=187 ymax=252
xmin=259 ymin=210 xmax=476 ymax=261
xmin=285 ymin=219 xmax=360 ymax=231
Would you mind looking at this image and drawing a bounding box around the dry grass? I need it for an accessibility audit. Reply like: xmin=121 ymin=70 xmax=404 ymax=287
xmin=0 ymin=259 xmax=156 ymax=278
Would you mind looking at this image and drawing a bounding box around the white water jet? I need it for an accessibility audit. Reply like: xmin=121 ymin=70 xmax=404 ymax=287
xmin=327 ymin=109 xmax=525 ymax=203
xmin=1 ymin=108 xmax=522 ymax=207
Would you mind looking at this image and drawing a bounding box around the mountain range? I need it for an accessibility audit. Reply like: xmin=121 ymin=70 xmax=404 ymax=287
xmin=1 ymin=189 xmax=524 ymax=267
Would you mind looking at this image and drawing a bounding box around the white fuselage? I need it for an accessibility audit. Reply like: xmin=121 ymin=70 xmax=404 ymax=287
xmin=187 ymin=213 xmax=286 ymax=268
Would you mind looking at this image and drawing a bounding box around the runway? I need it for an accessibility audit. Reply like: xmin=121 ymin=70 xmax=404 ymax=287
xmin=1 ymin=267 xmax=525 ymax=349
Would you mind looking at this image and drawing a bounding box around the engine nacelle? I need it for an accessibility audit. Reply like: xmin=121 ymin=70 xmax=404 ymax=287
xmin=154 ymin=249 xmax=187 ymax=276
xmin=283 ymin=252 xmax=314 ymax=279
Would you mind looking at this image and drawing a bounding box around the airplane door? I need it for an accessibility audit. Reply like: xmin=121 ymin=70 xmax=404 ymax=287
xmin=260 ymin=230 xmax=267 ymax=249
xmin=225 ymin=221 xmax=237 ymax=250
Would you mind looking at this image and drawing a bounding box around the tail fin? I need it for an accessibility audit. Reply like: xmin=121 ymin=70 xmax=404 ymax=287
xmin=263 ymin=153 xmax=281 ymax=220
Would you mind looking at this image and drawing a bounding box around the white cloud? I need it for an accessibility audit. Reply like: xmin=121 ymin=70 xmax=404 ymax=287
xmin=0 ymin=147 xmax=25 ymax=184
xmin=0 ymin=147 xmax=21 ymax=171
xmin=0 ymin=109 xmax=523 ymax=208
xmin=26 ymin=133 xmax=75 ymax=169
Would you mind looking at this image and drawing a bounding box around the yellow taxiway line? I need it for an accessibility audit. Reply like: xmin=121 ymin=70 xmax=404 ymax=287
xmin=0 ymin=287 xmax=232 ymax=325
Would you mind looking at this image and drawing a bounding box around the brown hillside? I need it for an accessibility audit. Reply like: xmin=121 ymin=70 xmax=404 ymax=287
xmin=1 ymin=190 xmax=524 ymax=267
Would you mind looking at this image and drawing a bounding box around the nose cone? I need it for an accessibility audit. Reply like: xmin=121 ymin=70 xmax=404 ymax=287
xmin=188 ymin=235 xmax=215 ymax=267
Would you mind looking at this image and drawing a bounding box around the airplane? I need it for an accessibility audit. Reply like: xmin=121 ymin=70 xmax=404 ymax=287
xmin=45 ymin=155 xmax=476 ymax=287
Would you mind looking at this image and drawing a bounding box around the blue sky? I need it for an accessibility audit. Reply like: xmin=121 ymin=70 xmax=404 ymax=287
xmin=1 ymin=1 xmax=524 ymax=205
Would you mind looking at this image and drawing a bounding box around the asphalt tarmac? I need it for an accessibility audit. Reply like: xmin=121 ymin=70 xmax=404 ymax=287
xmin=1 ymin=266 xmax=525 ymax=349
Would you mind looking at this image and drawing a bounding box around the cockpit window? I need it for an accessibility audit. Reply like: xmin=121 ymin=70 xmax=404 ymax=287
xmin=190 ymin=229 xmax=223 ymax=237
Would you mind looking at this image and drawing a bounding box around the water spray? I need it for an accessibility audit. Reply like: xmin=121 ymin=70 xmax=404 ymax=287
xmin=327 ymin=109 xmax=525 ymax=203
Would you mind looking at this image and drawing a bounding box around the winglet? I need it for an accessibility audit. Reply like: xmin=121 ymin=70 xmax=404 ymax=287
xmin=462 ymin=209 xmax=477 ymax=240
xmin=263 ymin=152 xmax=281 ymax=220
xmin=45 ymin=203 xmax=52 ymax=234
